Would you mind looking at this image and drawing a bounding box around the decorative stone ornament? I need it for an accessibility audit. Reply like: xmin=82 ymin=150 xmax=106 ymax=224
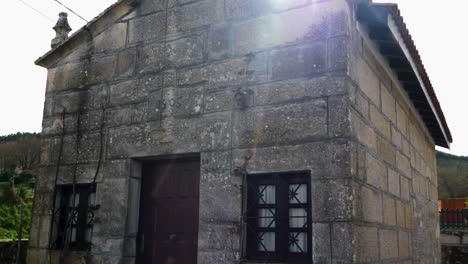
xmin=51 ymin=12 xmax=72 ymax=49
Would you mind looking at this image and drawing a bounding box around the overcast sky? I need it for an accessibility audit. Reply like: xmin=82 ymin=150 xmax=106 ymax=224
xmin=0 ymin=0 xmax=467 ymax=156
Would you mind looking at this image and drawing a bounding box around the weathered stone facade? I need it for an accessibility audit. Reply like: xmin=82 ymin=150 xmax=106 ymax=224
xmin=28 ymin=0 xmax=450 ymax=263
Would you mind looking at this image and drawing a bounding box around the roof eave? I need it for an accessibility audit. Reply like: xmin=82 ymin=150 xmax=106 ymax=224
xmin=35 ymin=0 xmax=138 ymax=68
xmin=357 ymin=1 xmax=452 ymax=148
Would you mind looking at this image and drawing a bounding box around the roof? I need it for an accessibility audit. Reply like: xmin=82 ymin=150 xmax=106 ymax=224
xmin=35 ymin=0 xmax=138 ymax=68
xmin=357 ymin=0 xmax=452 ymax=148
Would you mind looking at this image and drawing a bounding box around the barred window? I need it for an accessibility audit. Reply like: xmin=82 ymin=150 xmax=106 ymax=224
xmin=246 ymin=171 xmax=311 ymax=262
xmin=50 ymin=184 xmax=96 ymax=250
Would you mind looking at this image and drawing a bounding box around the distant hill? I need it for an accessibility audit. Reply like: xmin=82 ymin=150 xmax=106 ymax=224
xmin=437 ymin=151 xmax=468 ymax=199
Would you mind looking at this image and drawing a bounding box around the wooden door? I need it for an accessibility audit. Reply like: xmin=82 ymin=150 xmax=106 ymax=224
xmin=137 ymin=158 xmax=200 ymax=264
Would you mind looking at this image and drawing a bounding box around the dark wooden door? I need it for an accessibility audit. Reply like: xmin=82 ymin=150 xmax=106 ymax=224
xmin=137 ymin=158 xmax=200 ymax=264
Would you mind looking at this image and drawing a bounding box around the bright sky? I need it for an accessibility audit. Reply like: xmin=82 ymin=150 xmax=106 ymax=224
xmin=0 ymin=0 xmax=467 ymax=156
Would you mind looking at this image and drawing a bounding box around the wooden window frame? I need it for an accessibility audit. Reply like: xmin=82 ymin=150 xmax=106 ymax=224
xmin=246 ymin=171 xmax=311 ymax=263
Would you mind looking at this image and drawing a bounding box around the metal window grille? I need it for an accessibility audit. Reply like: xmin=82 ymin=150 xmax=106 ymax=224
xmin=50 ymin=184 xmax=97 ymax=250
xmin=244 ymin=171 xmax=311 ymax=263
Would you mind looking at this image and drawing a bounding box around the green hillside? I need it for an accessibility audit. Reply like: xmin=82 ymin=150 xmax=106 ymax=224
xmin=437 ymin=151 xmax=468 ymax=199
xmin=0 ymin=133 xmax=40 ymax=240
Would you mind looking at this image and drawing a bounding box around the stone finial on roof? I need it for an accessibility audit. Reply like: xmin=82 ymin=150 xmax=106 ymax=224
xmin=51 ymin=12 xmax=72 ymax=49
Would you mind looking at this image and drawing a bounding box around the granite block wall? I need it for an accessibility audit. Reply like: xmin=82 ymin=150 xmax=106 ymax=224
xmin=28 ymin=1 xmax=443 ymax=263
xmin=28 ymin=0 xmax=356 ymax=263
xmin=348 ymin=13 xmax=440 ymax=264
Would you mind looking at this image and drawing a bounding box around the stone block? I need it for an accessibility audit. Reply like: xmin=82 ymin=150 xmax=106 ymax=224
xmin=354 ymin=225 xmax=379 ymax=262
xmin=225 ymin=0 xmax=271 ymax=21
xmin=103 ymin=159 xmax=130 ymax=180
xmin=126 ymin=177 xmax=141 ymax=236
xmin=400 ymin=176 xmax=410 ymax=200
xmin=331 ymin=222 xmax=352 ymax=263
xmin=351 ymin=113 xmax=377 ymax=152
xmin=44 ymin=135 xmax=77 ymax=165
xmin=254 ymin=76 xmax=348 ymax=106
xmin=198 ymin=222 xmax=240 ymax=251
xmin=32 ymin=191 xmax=53 ymax=215
xmin=404 ymin=203 xmax=412 ymax=228
xmin=402 ymin=137 xmax=411 ymax=157
xmin=93 ymin=22 xmax=127 ymax=54
xmin=395 ymin=200 xmax=405 ymax=227
xmin=128 ymin=12 xmax=166 ymax=43
xmin=94 ymin=178 xmax=128 ymax=237
xmin=107 ymin=113 xmax=231 ymax=158
xmin=139 ymin=0 xmax=167 ymax=14
xmin=54 ymin=163 xmax=104 ymax=185
xmin=232 ymin=99 xmax=328 ymax=148
xmin=77 ymin=132 xmax=102 ymax=163
xmin=123 ymin=237 xmax=137 ymax=257
xmin=107 ymin=103 xmax=150 ymax=127
xmin=270 ymin=42 xmax=327 ymax=81
xmin=28 ymin=215 xmax=40 ymax=248
xmin=199 ymin=151 xmax=239 ymax=219
xmin=399 ymin=231 xmax=410 ymax=257
xmin=232 ymin=9 xmax=306 ymax=55
xmin=159 ymin=86 xmax=204 ymax=117
xmin=355 ymin=90 xmax=370 ymax=120
xmin=208 ymin=24 xmax=232 ymax=60
xmin=110 ymin=79 xmax=148 ymax=106
xmin=47 ymin=89 xmax=107 ymax=116
xmin=392 ymin=125 xmax=402 ymax=149
xmin=137 ymin=42 xmax=166 ymax=74
xmin=201 ymin=151 xmax=231 ymax=175
xmin=388 ymin=168 xmax=400 ymax=197
xmin=327 ymin=140 xmax=354 ymax=179
xmin=199 ymin=114 xmax=233 ymax=151
xmin=355 ymin=58 xmax=379 ymax=106
xmin=361 ymin=185 xmax=382 ymax=223
xmin=47 ymin=61 xmax=88 ymax=92
xmin=381 ymin=85 xmax=396 ymax=124
xmin=35 ymin=167 xmax=55 ymax=192
xmin=209 ymin=54 xmax=268 ymax=86
xmin=88 ymin=55 xmax=118 ymax=84
xmin=396 ymin=103 xmax=408 ymax=135
xmin=370 ymin=105 xmax=391 ymax=139
xmin=38 ymin=216 xmax=51 ymax=248
xmin=197 ymin=251 xmax=239 ymax=264
xmin=167 ymin=0 xmax=223 ymax=33
xmin=377 ymin=136 xmax=396 ymax=166
xmin=383 ymin=195 xmax=396 ymax=226
xmin=311 ymin=179 xmax=352 ymax=221
xmin=233 ymin=140 xmax=351 ymax=180
xmin=329 ymin=95 xmax=350 ymax=138
xmin=177 ymin=53 xmax=268 ymax=87
xmin=380 ymin=229 xmax=398 ymax=259
xmin=91 ymin=236 xmax=124 ymax=254
xmin=116 ymin=48 xmax=137 ymax=78
xmin=203 ymin=88 xmax=237 ymax=113
xmin=312 ymin=223 xmax=331 ymax=263
xmin=396 ymin=151 xmax=411 ymax=177
xmin=366 ymin=153 xmax=387 ymax=191
xmin=83 ymin=85 xmax=109 ymax=111
xmin=166 ymin=34 xmax=206 ymax=68
xmin=328 ymin=35 xmax=348 ymax=71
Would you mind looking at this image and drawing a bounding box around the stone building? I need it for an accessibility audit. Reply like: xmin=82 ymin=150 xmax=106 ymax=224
xmin=28 ymin=0 xmax=452 ymax=263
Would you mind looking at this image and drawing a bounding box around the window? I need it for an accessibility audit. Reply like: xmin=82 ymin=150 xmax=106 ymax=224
xmin=246 ymin=171 xmax=311 ymax=262
xmin=50 ymin=184 xmax=96 ymax=250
